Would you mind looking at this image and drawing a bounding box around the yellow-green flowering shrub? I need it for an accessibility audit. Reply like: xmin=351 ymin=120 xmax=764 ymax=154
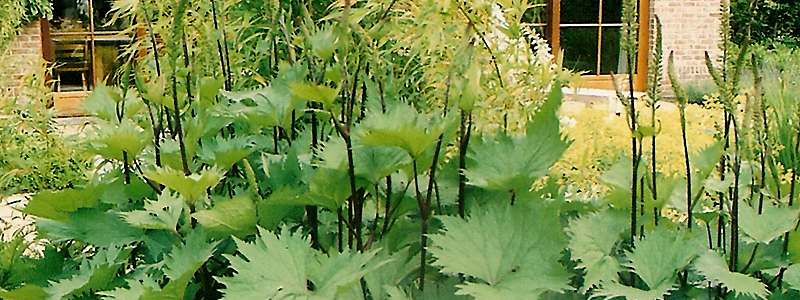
xmin=556 ymin=98 xmax=722 ymax=188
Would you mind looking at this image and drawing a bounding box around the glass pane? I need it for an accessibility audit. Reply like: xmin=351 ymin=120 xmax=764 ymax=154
xmin=600 ymin=27 xmax=623 ymax=74
xmin=95 ymin=0 xmax=127 ymax=31
xmin=522 ymin=5 xmax=546 ymax=24
xmin=561 ymin=0 xmax=599 ymax=24
xmin=561 ymin=27 xmax=599 ymax=75
xmin=51 ymin=0 xmax=125 ymax=32
xmin=51 ymin=0 xmax=90 ymax=31
xmin=602 ymin=0 xmax=623 ymax=23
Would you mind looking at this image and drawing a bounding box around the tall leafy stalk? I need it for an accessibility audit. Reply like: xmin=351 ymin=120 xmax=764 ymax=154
xmin=704 ymin=0 xmax=753 ymax=269
xmin=619 ymin=0 xmax=640 ymax=243
xmin=669 ymin=51 xmax=692 ymax=230
xmin=647 ymin=16 xmax=663 ymax=226
xmin=168 ymin=0 xmax=192 ymax=176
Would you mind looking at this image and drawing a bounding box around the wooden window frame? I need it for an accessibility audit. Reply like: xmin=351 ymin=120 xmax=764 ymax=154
xmin=546 ymin=0 xmax=650 ymax=91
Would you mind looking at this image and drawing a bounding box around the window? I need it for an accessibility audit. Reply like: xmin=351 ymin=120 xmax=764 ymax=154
xmin=544 ymin=0 xmax=650 ymax=90
xmin=45 ymin=0 xmax=131 ymax=92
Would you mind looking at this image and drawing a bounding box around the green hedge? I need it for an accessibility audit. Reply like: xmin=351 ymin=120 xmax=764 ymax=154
xmin=732 ymin=0 xmax=800 ymax=47
xmin=0 ymin=0 xmax=52 ymax=50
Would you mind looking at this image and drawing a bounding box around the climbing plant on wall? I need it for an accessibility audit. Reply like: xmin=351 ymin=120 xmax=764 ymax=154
xmin=0 ymin=0 xmax=51 ymax=51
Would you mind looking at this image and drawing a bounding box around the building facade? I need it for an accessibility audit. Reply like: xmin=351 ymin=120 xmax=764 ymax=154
xmin=545 ymin=0 xmax=722 ymax=92
xmin=1 ymin=0 xmax=723 ymax=101
xmin=0 ymin=20 xmax=48 ymax=97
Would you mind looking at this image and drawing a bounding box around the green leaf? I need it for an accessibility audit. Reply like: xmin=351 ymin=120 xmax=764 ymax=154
xmin=318 ymin=138 xmax=410 ymax=183
xmin=600 ymin=154 xmax=644 ymax=192
xmin=353 ymin=145 xmax=411 ymax=183
xmin=45 ymin=246 xmax=130 ymax=300
xmin=594 ymin=226 xmax=703 ymax=299
xmin=139 ymin=76 xmax=168 ymax=108
xmin=624 ymin=227 xmax=700 ymax=294
xmin=37 ymin=209 xmax=143 ymax=247
xmin=739 ymin=203 xmax=799 ymax=244
xmin=306 ymin=167 xmax=353 ymax=209
xmin=0 ymin=285 xmax=47 ymax=300
xmin=309 ymin=27 xmax=337 ymax=61
xmin=668 ymin=141 xmax=725 ymax=212
xmin=100 ymin=276 xmax=161 ymax=300
xmin=429 ymin=203 xmax=571 ymax=299
xmin=0 ymin=284 xmax=47 ymax=300
xmin=565 ymin=210 xmax=628 ymax=291
xmin=120 ymin=191 xmax=185 ymax=230
xmin=81 ymin=83 xmax=122 ymax=121
xmin=464 ymin=87 xmax=570 ymax=192
xmin=458 ymin=63 xmax=483 ymax=113
xmin=184 ymin=110 xmax=233 ymax=158
xmin=102 ymin=231 xmax=217 ymax=300
xmin=145 ymin=166 xmax=224 ymax=204
xmin=81 ymin=83 xmax=145 ymax=122
xmin=783 ymin=264 xmax=800 ymax=291
xmin=23 ymin=185 xmax=103 ymax=222
xmin=222 ymin=65 xmax=308 ymax=130
xmin=290 ymin=82 xmax=340 ymax=109
xmin=357 ymin=102 xmax=454 ymax=158
xmin=163 ymin=229 xmax=218 ymax=287
xmin=197 ymin=136 xmax=256 ymax=171
xmin=88 ymin=119 xmax=152 ymax=161
xmin=198 ymin=76 xmax=225 ymax=106
xmin=633 ymin=124 xmax=658 ymax=138
xmin=101 ymin=274 xmax=185 ymax=300
xmin=218 ymin=227 xmax=384 ymax=300
xmin=256 ymin=187 xmax=307 ymax=229
xmin=693 ymin=250 xmax=768 ymax=299
xmin=261 ymin=151 xmax=305 ymax=192
xmin=592 ymin=281 xmax=677 ymax=300
xmin=193 ymin=195 xmax=258 ymax=239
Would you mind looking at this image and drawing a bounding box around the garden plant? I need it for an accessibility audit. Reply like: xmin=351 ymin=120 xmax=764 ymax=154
xmin=1 ymin=0 xmax=800 ymax=299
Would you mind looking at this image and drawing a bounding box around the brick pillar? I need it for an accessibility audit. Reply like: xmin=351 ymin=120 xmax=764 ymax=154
xmin=1 ymin=21 xmax=45 ymax=97
xmin=650 ymin=0 xmax=722 ymax=96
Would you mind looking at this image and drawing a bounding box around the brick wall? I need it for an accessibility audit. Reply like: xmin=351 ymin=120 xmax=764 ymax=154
xmin=0 ymin=21 xmax=45 ymax=96
xmin=651 ymin=0 xmax=722 ymax=93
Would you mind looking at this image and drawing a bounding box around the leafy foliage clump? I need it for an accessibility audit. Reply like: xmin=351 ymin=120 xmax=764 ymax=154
xmin=4 ymin=0 xmax=800 ymax=300
xmin=0 ymin=0 xmax=50 ymax=50
xmin=732 ymin=0 xmax=800 ymax=47
xmin=0 ymin=99 xmax=89 ymax=195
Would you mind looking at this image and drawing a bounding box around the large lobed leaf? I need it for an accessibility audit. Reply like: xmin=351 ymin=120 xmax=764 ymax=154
xmin=222 ymin=64 xmax=309 ymax=130
xmin=566 ymin=210 xmax=628 ymax=291
xmin=144 ymin=166 xmax=223 ymax=205
xmin=102 ymin=231 xmax=219 ymax=300
xmin=193 ymin=195 xmax=258 ymax=239
xmin=693 ymin=250 xmax=769 ymax=299
xmin=218 ymin=227 xmax=385 ymax=300
xmin=464 ymin=87 xmax=571 ymax=192
xmin=738 ymin=202 xmax=799 ymax=244
xmin=45 ymin=246 xmax=131 ymax=300
xmin=87 ymin=119 xmax=151 ymax=162
xmin=356 ymin=102 xmax=455 ymax=158
xmin=593 ymin=226 xmax=703 ymax=299
xmin=196 ymin=136 xmax=256 ymax=171
xmin=428 ymin=203 xmax=571 ymax=299
xmin=23 ymin=185 xmax=104 ymax=222
xmin=37 ymin=209 xmax=142 ymax=248
xmin=120 ymin=191 xmax=185 ymax=230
